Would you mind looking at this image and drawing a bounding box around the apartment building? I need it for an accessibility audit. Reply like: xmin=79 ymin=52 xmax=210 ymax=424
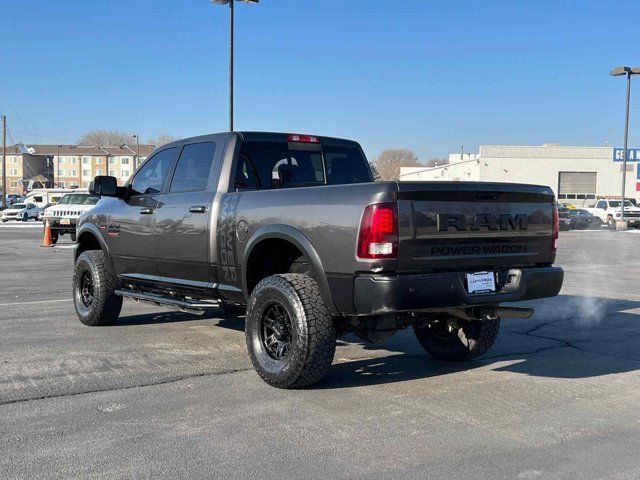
xmin=1 ymin=144 xmax=154 ymax=194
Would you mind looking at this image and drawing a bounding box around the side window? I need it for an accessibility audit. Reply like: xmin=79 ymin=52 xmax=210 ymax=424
xmin=596 ymin=201 xmax=606 ymax=209
xmin=130 ymin=147 xmax=177 ymax=195
xmin=169 ymin=142 xmax=217 ymax=193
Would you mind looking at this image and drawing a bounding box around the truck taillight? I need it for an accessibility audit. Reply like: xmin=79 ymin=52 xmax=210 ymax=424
xmin=552 ymin=206 xmax=559 ymax=252
xmin=357 ymin=203 xmax=398 ymax=260
xmin=287 ymin=134 xmax=319 ymax=143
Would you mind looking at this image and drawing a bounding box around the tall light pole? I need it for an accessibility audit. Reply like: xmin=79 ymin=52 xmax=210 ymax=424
xmin=610 ymin=66 xmax=640 ymax=221
xmin=210 ymin=0 xmax=259 ymax=132
xmin=1 ymin=115 xmax=6 ymax=209
xmin=56 ymin=145 xmax=61 ymax=187
xmin=132 ymin=134 xmax=140 ymax=169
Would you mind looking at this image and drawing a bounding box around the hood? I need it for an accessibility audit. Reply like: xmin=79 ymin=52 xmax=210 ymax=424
xmin=3 ymin=206 xmax=26 ymax=213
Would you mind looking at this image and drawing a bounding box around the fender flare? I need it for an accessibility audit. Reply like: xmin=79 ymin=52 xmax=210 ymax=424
xmin=241 ymin=224 xmax=338 ymax=316
xmin=74 ymin=223 xmax=111 ymax=266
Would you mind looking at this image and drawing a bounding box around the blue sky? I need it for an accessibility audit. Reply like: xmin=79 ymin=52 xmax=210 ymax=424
xmin=1 ymin=0 xmax=639 ymax=161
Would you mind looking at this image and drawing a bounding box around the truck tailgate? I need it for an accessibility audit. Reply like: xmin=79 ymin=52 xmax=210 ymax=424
xmin=396 ymin=182 xmax=556 ymax=272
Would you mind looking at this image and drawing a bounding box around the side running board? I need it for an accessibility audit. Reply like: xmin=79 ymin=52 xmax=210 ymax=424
xmin=114 ymin=289 xmax=219 ymax=315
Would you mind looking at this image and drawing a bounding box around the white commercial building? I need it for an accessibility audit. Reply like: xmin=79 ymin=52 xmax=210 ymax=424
xmin=400 ymin=144 xmax=640 ymax=206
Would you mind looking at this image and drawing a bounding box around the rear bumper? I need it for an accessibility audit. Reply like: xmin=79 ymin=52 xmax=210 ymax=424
xmin=352 ymin=266 xmax=564 ymax=315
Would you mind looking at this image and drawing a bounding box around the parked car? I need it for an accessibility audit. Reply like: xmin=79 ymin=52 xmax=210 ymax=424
xmin=0 ymin=203 xmax=40 ymax=222
xmin=558 ymin=207 xmax=572 ymax=230
xmin=43 ymin=193 xmax=101 ymax=243
xmin=73 ymin=131 xmax=563 ymax=389
xmin=586 ymin=199 xmax=640 ymax=229
xmin=569 ymin=209 xmax=603 ymax=230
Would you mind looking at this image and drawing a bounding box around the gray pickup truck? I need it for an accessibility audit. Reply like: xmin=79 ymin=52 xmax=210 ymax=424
xmin=73 ymin=131 xmax=563 ymax=388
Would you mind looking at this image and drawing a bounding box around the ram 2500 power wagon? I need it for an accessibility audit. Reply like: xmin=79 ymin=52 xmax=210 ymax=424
xmin=73 ymin=132 xmax=563 ymax=388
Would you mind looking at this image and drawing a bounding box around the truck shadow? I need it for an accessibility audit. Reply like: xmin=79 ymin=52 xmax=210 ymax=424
xmin=318 ymin=295 xmax=640 ymax=389
xmin=115 ymin=308 xmax=246 ymax=331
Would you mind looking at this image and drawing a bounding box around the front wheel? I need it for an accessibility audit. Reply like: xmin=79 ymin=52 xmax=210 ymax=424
xmin=607 ymin=216 xmax=616 ymax=230
xmin=73 ymin=250 xmax=122 ymax=326
xmin=413 ymin=315 xmax=500 ymax=361
xmin=245 ymin=274 xmax=336 ymax=388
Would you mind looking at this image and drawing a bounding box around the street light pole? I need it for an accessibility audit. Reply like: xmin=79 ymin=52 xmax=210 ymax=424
xmin=1 ymin=115 xmax=6 ymax=209
xmin=210 ymin=0 xmax=259 ymax=132
xmin=134 ymin=134 xmax=140 ymax=169
xmin=611 ymin=66 xmax=640 ymax=223
xmin=56 ymin=145 xmax=60 ymax=188
xmin=622 ymin=72 xmax=631 ymax=218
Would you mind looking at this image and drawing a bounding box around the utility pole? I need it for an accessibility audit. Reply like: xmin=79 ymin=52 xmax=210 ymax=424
xmin=2 ymin=115 xmax=6 ymax=209
xmin=56 ymin=145 xmax=60 ymax=187
xmin=132 ymin=134 xmax=140 ymax=169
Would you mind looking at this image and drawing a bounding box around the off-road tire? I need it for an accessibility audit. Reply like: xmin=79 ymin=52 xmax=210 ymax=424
xmin=50 ymin=231 xmax=59 ymax=245
xmin=70 ymin=233 xmax=77 ymax=242
xmin=73 ymin=250 xmax=122 ymax=326
xmin=245 ymin=274 xmax=336 ymax=388
xmin=220 ymin=301 xmax=245 ymax=316
xmin=413 ymin=316 xmax=500 ymax=361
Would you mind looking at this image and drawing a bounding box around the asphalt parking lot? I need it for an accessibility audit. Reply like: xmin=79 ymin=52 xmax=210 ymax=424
xmin=2 ymin=225 xmax=640 ymax=479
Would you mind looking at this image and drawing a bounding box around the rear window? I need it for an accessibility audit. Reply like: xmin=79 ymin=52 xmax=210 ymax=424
xmin=235 ymin=141 xmax=371 ymax=190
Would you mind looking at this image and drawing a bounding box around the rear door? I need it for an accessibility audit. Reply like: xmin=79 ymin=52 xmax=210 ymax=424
xmin=107 ymin=147 xmax=178 ymax=281
xmin=154 ymin=141 xmax=219 ymax=288
xmin=396 ymin=182 xmax=556 ymax=272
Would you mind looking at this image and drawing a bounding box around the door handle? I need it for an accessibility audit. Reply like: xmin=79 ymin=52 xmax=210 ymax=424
xmin=189 ymin=206 xmax=207 ymax=213
xmin=139 ymin=207 xmax=155 ymax=215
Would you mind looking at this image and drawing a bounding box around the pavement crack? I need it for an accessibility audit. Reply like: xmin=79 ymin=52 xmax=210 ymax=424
xmin=512 ymin=319 xmax=640 ymax=364
xmin=0 ymin=367 xmax=253 ymax=407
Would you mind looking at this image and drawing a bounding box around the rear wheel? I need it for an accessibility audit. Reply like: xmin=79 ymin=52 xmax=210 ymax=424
xmin=245 ymin=274 xmax=336 ymax=388
xmin=73 ymin=250 xmax=122 ymax=326
xmin=413 ymin=315 xmax=500 ymax=361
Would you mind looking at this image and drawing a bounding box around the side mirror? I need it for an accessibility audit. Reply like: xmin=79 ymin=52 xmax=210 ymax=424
xmin=90 ymin=176 xmax=118 ymax=196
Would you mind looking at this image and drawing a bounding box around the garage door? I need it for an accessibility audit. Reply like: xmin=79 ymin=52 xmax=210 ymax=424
xmin=558 ymin=172 xmax=597 ymax=200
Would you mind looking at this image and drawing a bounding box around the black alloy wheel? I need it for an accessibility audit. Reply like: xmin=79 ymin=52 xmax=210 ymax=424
xmin=260 ymin=303 xmax=293 ymax=360
xmin=79 ymin=271 xmax=94 ymax=308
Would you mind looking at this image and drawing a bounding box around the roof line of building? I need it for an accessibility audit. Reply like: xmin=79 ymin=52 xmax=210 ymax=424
xmin=400 ymin=157 xmax=480 ymax=178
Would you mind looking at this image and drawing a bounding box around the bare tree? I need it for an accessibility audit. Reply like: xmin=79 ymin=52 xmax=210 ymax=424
xmin=374 ymin=149 xmax=421 ymax=181
xmin=369 ymin=161 xmax=381 ymax=181
xmin=77 ymin=130 xmax=133 ymax=146
xmin=147 ymin=134 xmax=178 ymax=147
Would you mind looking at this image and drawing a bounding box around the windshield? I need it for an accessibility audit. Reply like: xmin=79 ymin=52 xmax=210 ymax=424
xmin=608 ymin=200 xmax=635 ymax=208
xmin=11 ymin=203 xmax=26 ymax=209
xmin=57 ymin=194 xmax=100 ymax=205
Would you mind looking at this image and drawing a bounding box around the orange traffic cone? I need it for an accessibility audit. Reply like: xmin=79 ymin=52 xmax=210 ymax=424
xmin=41 ymin=220 xmax=53 ymax=247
